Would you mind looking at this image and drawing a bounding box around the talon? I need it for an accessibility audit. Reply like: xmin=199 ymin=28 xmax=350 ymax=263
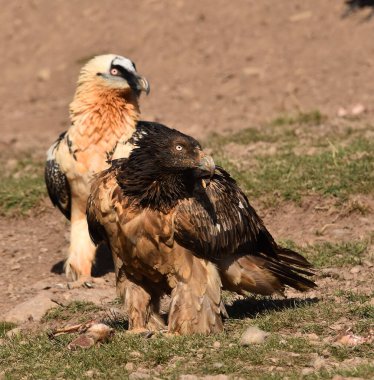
xmin=67 ymin=277 xmax=94 ymax=289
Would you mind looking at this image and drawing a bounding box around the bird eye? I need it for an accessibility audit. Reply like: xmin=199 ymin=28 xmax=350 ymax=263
xmin=175 ymin=145 xmax=183 ymax=151
xmin=110 ymin=68 xmax=119 ymax=76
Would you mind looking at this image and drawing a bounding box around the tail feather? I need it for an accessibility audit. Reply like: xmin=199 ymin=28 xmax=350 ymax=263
xmin=220 ymin=245 xmax=316 ymax=295
xmin=277 ymin=247 xmax=313 ymax=268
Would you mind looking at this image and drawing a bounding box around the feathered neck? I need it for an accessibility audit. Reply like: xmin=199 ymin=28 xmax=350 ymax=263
xmin=115 ymin=159 xmax=196 ymax=213
xmin=69 ymin=82 xmax=140 ymax=150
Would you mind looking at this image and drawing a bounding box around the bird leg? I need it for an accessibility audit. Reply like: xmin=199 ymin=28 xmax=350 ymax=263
xmin=168 ymin=258 xmax=223 ymax=335
xmin=65 ymin=214 xmax=97 ymax=281
xmin=117 ymin=272 xmax=165 ymax=333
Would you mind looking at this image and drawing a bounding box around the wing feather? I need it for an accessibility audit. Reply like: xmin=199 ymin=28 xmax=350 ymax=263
xmin=174 ymin=167 xmax=276 ymax=261
xmin=45 ymin=132 xmax=71 ymax=220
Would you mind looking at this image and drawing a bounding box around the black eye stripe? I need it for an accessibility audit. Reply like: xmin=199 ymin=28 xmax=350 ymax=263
xmin=109 ymin=64 xmax=141 ymax=92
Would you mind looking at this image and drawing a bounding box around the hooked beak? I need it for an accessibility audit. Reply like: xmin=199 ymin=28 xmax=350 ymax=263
xmin=135 ymin=75 xmax=150 ymax=95
xmin=196 ymin=154 xmax=215 ymax=188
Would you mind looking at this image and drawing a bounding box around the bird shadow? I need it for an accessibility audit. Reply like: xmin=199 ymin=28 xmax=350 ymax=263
xmin=225 ymin=296 xmax=319 ymax=320
xmin=50 ymin=243 xmax=114 ymax=277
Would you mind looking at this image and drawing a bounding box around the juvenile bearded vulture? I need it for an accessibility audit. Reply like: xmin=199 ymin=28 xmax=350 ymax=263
xmin=87 ymin=122 xmax=316 ymax=335
xmin=45 ymin=54 xmax=149 ymax=280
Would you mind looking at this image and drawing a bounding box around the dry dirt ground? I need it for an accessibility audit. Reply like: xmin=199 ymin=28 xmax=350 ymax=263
xmin=0 ymin=1 xmax=373 ymax=379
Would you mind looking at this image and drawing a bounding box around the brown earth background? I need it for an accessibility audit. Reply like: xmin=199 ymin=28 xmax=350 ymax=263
xmin=0 ymin=0 xmax=373 ymax=320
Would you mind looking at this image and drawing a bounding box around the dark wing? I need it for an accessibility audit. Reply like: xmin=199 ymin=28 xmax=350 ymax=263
xmin=174 ymin=166 xmax=278 ymax=261
xmin=45 ymin=132 xmax=71 ymax=220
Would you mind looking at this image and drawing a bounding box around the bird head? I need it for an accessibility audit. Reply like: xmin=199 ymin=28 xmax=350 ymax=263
xmin=130 ymin=123 xmax=216 ymax=184
xmin=77 ymin=54 xmax=150 ymax=97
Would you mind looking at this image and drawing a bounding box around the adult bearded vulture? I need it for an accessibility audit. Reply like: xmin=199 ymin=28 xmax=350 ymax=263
xmin=87 ymin=122 xmax=316 ymax=335
xmin=45 ymin=54 xmax=149 ymax=281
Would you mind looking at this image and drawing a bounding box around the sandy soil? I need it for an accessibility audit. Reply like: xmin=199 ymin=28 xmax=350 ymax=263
xmin=1 ymin=0 xmax=374 ymax=151
xmin=0 ymin=1 xmax=373 ymax=318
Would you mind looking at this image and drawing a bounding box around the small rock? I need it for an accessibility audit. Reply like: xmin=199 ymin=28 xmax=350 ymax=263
xmin=336 ymin=333 xmax=366 ymax=346
xmin=84 ymin=370 xmax=96 ymax=378
xmin=289 ymin=11 xmax=312 ymax=22
xmin=306 ymin=333 xmax=319 ymax=341
xmin=6 ymin=327 xmax=21 ymax=338
xmin=213 ymin=362 xmax=223 ymax=369
xmin=213 ymin=341 xmax=221 ymax=349
xmin=351 ymin=104 xmax=365 ymax=116
xmin=337 ymin=107 xmax=348 ymax=117
xmin=242 ymin=66 xmax=264 ymax=78
xmin=37 ymin=68 xmax=51 ymax=82
xmin=350 ymin=266 xmax=362 ymax=274
xmin=125 ymin=362 xmax=134 ymax=372
xmin=240 ymin=326 xmax=269 ymax=345
xmin=301 ymin=368 xmax=314 ymax=376
xmin=130 ymin=351 xmax=142 ymax=358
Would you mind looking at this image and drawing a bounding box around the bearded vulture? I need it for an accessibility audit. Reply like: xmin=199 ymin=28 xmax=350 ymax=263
xmin=45 ymin=54 xmax=149 ymax=281
xmin=87 ymin=122 xmax=316 ymax=335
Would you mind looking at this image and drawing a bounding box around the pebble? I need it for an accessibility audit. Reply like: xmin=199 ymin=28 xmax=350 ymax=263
xmin=213 ymin=341 xmax=221 ymax=349
xmin=130 ymin=351 xmax=142 ymax=358
xmin=350 ymin=266 xmax=362 ymax=274
xmin=240 ymin=326 xmax=269 ymax=345
xmin=301 ymin=368 xmax=314 ymax=376
xmin=212 ymin=362 xmax=223 ymax=368
xmin=125 ymin=362 xmax=134 ymax=372
xmin=306 ymin=333 xmax=319 ymax=341
xmin=37 ymin=68 xmax=51 ymax=82
xmin=351 ymin=104 xmax=366 ymax=116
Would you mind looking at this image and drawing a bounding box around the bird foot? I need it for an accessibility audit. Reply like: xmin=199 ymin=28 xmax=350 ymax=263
xmin=67 ymin=277 xmax=94 ymax=289
xmin=126 ymin=328 xmax=154 ymax=338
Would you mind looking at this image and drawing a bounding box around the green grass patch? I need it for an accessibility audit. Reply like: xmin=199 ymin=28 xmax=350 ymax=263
xmin=207 ymin=116 xmax=374 ymax=204
xmin=0 ymin=156 xmax=46 ymax=215
xmin=212 ymin=136 xmax=373 ymax=203
xmin=0 ymin=322 xmax=17 ymax=339
xmin=270 ymin=110 xmax=326 ymax=127
xmin=282 ymin=239 xmax=369 ymax=268
xmin=1 ymin=294 xmax=373 ymax=379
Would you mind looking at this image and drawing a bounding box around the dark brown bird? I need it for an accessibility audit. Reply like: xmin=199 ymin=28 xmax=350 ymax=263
xmin=87 ymin=122 xmax=316 ymax=335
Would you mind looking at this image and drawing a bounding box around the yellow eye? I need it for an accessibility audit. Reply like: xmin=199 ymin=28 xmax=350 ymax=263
xmin=110 ymin=68 xmax=119 ymax=76
xmin=176 ymin=145 xmax=183 ymax=151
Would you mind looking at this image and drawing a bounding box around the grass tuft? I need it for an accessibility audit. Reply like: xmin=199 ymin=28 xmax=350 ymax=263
xmin=0 ymin=322 xmax=17 ymax=338
xmin=0 ymin=156 xmax=46 ymax=215
xmin=281 ymin=239 xmax=369 ymax=268
xmin=270 ymin=110 xmax=326 ymax=127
